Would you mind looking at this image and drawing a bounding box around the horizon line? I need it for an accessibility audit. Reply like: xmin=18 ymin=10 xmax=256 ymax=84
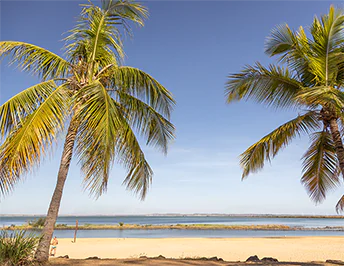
xmin=1 ymin=213 xmax=344 ymax=217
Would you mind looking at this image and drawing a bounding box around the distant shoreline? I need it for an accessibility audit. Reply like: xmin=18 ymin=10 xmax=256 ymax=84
xmin=2 ymin=214 xmax=344 ymax=219
xmin=3 ymin=223 xmax=344 ymax=231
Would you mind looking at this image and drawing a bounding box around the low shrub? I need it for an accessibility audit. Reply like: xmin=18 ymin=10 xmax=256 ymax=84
xmin=27 ymin=217 xmax=46 ymax=228
xmin=56 ymin=224 xmax=68 ymax=228
xmin=0 ymin=230 xmax=41 ymax=265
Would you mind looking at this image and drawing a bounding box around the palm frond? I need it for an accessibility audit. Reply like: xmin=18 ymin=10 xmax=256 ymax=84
xmin=106 ymin=66 xmax=175 ymax=118
xmin=115 ymin=100 xmax=153 ymax=199
xmin=336 ymin=195 xmax=344 ymax=213
xmin=0 ymin=83 xmax=71 ymax=195
xmin=0 ymin=41 xmax=70 ymax=80
xmin=296 ymin=85 xmax=344 ymax=111
xmin=241 ymin=111 xmax=320 ymax=178
xmin=308 ymin=6 xmax=344 ymax=85
xmin=335 ymin=59 xmax=344 ymax=85
xmin=75 ymin=81 xmax=118 ymax=196
xmin=75 ymin=81 xmax=152 ymax=199
xmin=65 ymin=0 xmax=147 ymax=69
xmin=301 ymin=130 xmax=340 ymax=203
xmin=265 ymin=24 xmax=296 ymax=57
xmin=0 ymin=80 xmax=57 ymax=139
xmin=101 ymin=0 xmax=148 ymax=28
xmin=226 ymin=63 xmax=302 ymax=109
xmin=122 ymin=156 xmax=153 ymax=200
xmin=65 ymin=6 xmax=123 ymax=68
xmin=116 ymin=91 xmax=175 ymax=154
xmin=265 ymin=24 xmax=316 ymax=86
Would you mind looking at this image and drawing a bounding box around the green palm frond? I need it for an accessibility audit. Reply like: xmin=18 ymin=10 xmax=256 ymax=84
xmin=114 ymin=101 xmax=153 ymax=200
xmin=64 ymin=40 xmax=88 ymax=67
xmin=107 ymin=66 xmax=175 ymax=118
xmin=75 ymin=81 xmax=119 ymax=196
xmin=112 ymin=99 xmax=154 ymax=199
xmin=335 ymin=60 xmax=344 ymax=85
xmin=88 ymin=6 xmax=123 ymax=65
xmin=226 ymin=63 xmax=302 ymax=109
xmin=301 ymin=130 xmax=340 ymax=203
xmin=65 ymin=6 xmax=123 ymax=68
xmin=101 ymin=0 xmax=148 ymax=28
xmin=241 ymin=111 xmax=320 ymax=178
xmin=296 ymin=85 xmax=344 ymax=110
xmin=0 ymin=83 xmax=71 ymax=194
xmin=0 ymin=41 xmax=70 ymax=80
xmin=0 ymin=80 xmax=57 ymax=139
xmin=65 ymin=0 xmax=147 ymax=69
xmin=265 ymin=24 xmax=297 ymax=57
xmin=75 ymin=81 xmax=153 ymax=199
xmin=265 ymin=24 xmax=315 ymax=85
xmin=0 ymin=165 xmax=14 ymax=195
xmin=308 ymin=6 xmax=344 ymax=85
xmin=336 ymin=195 xmax=344 ymax=213
xmin=116 ymin=91 xmax=175 ymax=154
xmin=65 ymin=6 xmax=121 ymax=66
xmin=122 ymin=156 xmax=153 ymax=200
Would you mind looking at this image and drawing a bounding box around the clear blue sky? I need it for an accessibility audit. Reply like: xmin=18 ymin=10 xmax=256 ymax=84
xmin=1 ymin=0 xmax=344 ymax=215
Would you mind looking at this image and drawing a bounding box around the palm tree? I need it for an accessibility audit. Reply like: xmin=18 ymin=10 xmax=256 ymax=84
xmin=0 ymin=0 xmax=175 ymax=262
xmin=226 ymin=6 xmax=344 ymax=212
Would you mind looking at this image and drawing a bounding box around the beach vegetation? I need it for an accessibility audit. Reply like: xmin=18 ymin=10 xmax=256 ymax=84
xmin=119 ymin=222 xmax=124 ymax=227
xmin=27 ymin=218 xmax=46 ymax=228
xmin=55 ymin=224 xmax=68 ymax=228
xmin=226 ymin=6 xmax=344 ymax=212
xmin=0 ymin=0 xmax=175 ymax=262
xmin=0 ymin=230 xmax=40 ymax=266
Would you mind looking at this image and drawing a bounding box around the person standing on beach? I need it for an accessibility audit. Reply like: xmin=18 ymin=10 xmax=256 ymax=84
xmin=50 ymin=236 xmax=58 ymax=256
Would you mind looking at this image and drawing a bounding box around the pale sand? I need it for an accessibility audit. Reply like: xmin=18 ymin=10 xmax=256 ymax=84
xmin=53 ymin=236 xmax=344 ymax=262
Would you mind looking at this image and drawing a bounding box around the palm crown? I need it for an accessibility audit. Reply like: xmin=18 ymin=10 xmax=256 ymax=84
xmin=226 ymin=6 xmax=344 ymax=212
xmin=1 ymin=1 xmax=174 ymax=261
xmin=0 ymin=0 xmax=175 ymax=199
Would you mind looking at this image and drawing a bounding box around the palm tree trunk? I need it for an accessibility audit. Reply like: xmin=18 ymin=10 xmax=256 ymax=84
xmin=329 ymin=118 xmax=344 ymax=174
xmin=34 ymin=118 xmax=78 ymax=262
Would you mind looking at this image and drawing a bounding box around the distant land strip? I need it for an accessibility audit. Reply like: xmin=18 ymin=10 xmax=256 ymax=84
xmin=3 ymin=224 xmax=344 ymax=231
xmin=2 ymin=214 xmax=344 ymax=218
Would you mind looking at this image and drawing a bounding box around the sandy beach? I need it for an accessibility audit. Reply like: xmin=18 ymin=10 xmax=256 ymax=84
xmin=51 ymin=236 xmax=344 ymax=262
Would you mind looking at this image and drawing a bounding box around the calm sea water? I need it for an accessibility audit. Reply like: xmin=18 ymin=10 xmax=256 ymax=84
xmin=2 ymin=216 xmax=344 ymax=238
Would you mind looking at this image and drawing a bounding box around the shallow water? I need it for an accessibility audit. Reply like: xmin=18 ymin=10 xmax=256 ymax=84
xmin=5 ymin=228 xmax=344 ymax=238
xmin=2 ymin=215 xmax=344 ymax=238
xmin=2 ymin=215 xmax=344 ymax=227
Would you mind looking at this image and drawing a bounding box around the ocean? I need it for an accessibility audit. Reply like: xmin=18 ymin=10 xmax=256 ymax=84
xmin=2 ymin=215 xmax=344 ymax=238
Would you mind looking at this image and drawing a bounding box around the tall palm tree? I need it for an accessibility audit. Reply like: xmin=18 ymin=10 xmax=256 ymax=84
xmin=226 ymin=6 xmax=344 ymax=212
xmin=0 ymin=0 xmax=175 ymax=262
